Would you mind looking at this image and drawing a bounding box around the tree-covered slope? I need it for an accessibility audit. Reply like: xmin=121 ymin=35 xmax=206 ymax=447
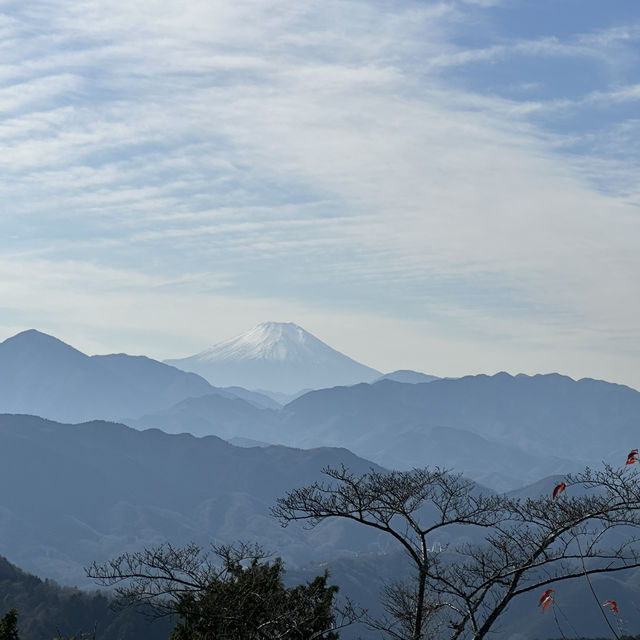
xmin=0 ymin=414 xmax=384 ymax=586
xmin=0 ymin=555 xmax=171 ymax=640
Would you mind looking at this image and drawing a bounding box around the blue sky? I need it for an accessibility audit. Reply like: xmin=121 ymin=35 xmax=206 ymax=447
xmin=1 ymin=0 xmax=640 ymax=388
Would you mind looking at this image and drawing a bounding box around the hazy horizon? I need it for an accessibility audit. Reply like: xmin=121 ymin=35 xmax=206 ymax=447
xmin=2 ymin=1 xmax=640 ymax=389
xmin=2 ymin=322 xmax=638 ymax=392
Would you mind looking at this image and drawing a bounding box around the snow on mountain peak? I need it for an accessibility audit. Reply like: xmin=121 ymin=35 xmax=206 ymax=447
xmin=196 ymin=322 xmax=337 ymax=363
xmin=164 ymin=321 xmax=382 ymax=393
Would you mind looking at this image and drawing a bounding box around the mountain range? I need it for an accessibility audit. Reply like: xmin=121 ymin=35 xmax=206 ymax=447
xmin=375 ymin=369 xmax=440 ymax=384
xmin=0 ymin=329 xmax=284 ymax=423
xmin=0 ymin=329 xmax=214 ymax=423
xmin=2 ymin=327 xmax=639 ymax=490
xmin=0 ymin=414 xmax=384 ymax=586
xmin=1 ymin=322 xmax=640 ymax=636
xmin=131 ymin=372 xmax=640 ymax=490
xmin=0 ymin=413 xmax=637 ymax=640
xmin=277 ymin=373 xmax=640 ymax=488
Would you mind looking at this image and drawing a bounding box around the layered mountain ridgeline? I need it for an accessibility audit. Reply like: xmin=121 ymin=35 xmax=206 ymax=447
xmin=278 ymin=373 xmax=640 ymax=489
xmin=133 ymin=372 xmax=640 ymax=490
xmin=281 ymin=372 xmax=640 ymax=460
xmin=0 ymin=555 xmax=170 ymax=640
xmin=126 ymin=392 xmax=281 ymax=440
xmin=0 ymin=415 xmax=639 ymax=638
xmin=0 ymin=330 xmax=280 ymax=424
xmin=0 ymin=330 xmax=212 ymax=423
xmin=4 ymin=327 xmax=640 ymax=492
xmin=0 ymin=414 xmax=386 ymax=586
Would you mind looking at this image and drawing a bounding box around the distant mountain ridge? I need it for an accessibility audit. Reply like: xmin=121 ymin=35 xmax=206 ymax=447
xmin=4 ymin=327 xmax=640 ymax=492
xmin=0 ymin=329 xmax=265 ymax=423
xmin=0 ymin=413 xmax=386 ymax=586
xmin=165 ymin=322 xmax=381 ymax=393
xmin=4 ymin=329 xmax=640 ymax=637
xmin=129 ymin=369 xmax=640 ymax=490
xmin=277 ymin=372 xmax=640 ymax=489
xmin=0 ymin=413 xmax=637 ymax=640
xmin=127 ymin=392 xmax=280 ymax=439
xmin=375 ymin=369 xmax=439 ymax=384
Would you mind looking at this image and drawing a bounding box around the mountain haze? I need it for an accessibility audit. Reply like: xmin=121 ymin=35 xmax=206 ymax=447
xmin=276 ymin=373 xmax=640 ymax=489
xmin=0 ymin=413 xmax=637 ymax=640
xmin=128 ymin=392 xmax=280 ymax=439
xmin=0 ymin=330 xmax=214 ymax=423
xmin=4 ymin=328 xmax=640 ymax=492
xmin=0 ymin=414 xmax=385 ymax=586
xmin=165 ymin=322 xmax=381 ymax=393
xmin=127 ymin=366 xmax=640 ymax=490
xmin=375 ymin=369 xmax=439 ymax=384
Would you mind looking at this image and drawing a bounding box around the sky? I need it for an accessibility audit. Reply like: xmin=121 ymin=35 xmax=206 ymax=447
xmin=1 ymin=0 xmax=640 ymax=388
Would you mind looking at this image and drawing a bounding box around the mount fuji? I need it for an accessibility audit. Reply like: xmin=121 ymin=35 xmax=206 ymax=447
xmin=164 ymin=321 xmax=381 ymax=393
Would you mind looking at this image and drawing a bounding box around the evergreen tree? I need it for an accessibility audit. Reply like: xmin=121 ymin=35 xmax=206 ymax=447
xmin=170 ymin=557 xmax=339 ymax=640
xmin=89 ymin=542 xmax=357 ymax=640
xmin=0 ymin=608 xmax=20 ymax=640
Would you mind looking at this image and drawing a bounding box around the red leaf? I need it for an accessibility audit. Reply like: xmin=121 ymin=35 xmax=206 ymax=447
xmin=552 ymin=482 xmax=566 ymax=499
xmin=603 ymin=600 xmax=619 ymax=614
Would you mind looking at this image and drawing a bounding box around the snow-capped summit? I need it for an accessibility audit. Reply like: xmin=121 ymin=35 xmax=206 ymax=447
xmin=196 ymin=322 xmax=346 ymax=363
xmin=165 ymin=322 xmax=381 ymax=394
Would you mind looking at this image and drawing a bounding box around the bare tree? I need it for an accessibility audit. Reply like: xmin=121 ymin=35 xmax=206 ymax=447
xmin=88 ymin=541 xmax=227 ymax=617
xmin=87 ymin=542 xmax=359 ymax=639
xmin=272 ymin=464 xmax=640 ymax=640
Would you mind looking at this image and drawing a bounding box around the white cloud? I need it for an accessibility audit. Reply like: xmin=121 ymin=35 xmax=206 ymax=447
xmin=1 ymin=0 xmax=640 ymax=387
xmin=425 ymin=23 xmax=640 ymax=73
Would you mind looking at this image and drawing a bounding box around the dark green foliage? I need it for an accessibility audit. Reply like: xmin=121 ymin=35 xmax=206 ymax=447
xmin=0 ymin=607 xmax=19 ymax=640
xmin=169 ymin=558 xmax=339 ymax=640
xmin=88 ymin=543 xmax=351 ymax=640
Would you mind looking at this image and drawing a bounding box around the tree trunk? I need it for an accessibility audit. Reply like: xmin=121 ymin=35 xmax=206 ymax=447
xmin=413 ymin=568 xmax=427 ymax=640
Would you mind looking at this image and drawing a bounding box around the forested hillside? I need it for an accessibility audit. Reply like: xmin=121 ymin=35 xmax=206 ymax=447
xmin=0 ymin=555 xmax=171 ymax=640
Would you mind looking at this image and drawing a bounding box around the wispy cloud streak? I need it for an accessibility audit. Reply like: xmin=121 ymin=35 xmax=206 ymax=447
xmin=0 ymin=0 xmax=639 ymax=385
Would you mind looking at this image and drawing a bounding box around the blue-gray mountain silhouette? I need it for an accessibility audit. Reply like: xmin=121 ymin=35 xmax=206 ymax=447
xmin=276 ymin=373 xmax=640 ymax=488
xmin=374 ymin=369 xmax=439 ymax=383
xmin=4 ymin=329 xmax=640 ymax=491
xmin=131 ymin=371 xmax=640 ymax=490
xmin=127 ymin=392 xmax=280 ymax=439
xmin=0 ymin=413 xmax=637 ymax=639
xmin=0 ymin=413 xmax=384 ymax=587
xmin=0 ymin=329 xmax=272 ymax=423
